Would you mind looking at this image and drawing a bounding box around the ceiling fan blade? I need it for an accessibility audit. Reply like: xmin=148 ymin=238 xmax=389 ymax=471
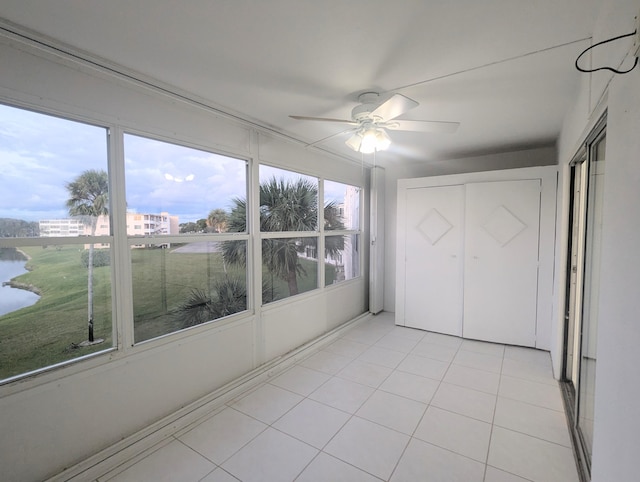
xmin=385 ymin=119 xmax=460 ymax=133
xmin=290 ymin=115 xmax=358 ymax=125
xmin=305 ymin=127 xmax=357 ymax=148
xmin=371 ymin=94 xmax=418 ymax=121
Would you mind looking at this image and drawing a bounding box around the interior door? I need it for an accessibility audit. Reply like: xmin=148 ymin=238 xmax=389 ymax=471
xmin=463 ymin=180 xmax=541 ymax=346
xmin=404 ymin=185 xmax=464 ymax=336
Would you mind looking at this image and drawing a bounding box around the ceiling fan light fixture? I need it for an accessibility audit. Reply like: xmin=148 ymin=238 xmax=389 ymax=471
xmin=345 ymin=132 xmax=363 ymax=152
xmin=375 ymin=128 xmax=391 ymax=151
xmin=360 ymin=128 xmax=378 ymax=154
xmin=345 ymin=127 xmax=392 ymax=153
xmin=357 ymin=127 xmax=391 ymax=154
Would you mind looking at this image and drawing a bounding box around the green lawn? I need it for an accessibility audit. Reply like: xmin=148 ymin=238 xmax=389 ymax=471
xmin=1 ymin=245 xmax=338 ymax=380
xmin=0 ymin=246 xmax=112 ymax=379
xmin=131 ymin=247 xmax=246 ymax=342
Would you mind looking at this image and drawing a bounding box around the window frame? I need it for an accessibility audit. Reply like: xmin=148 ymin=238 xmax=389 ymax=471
xmin=121 ymin=130 xmax=252 ymax=345
xmin=0 ymin=103 xmax=117 ymax=383
xmin=257 ymin=164 xmax=321 ymax=304
xmin=256 ymin=164 xmax=364 ymax=305
xmin=321 ymin=177 xmax=363 ymax=288
xmin=0 ymin=100 xmax=366 ymax=386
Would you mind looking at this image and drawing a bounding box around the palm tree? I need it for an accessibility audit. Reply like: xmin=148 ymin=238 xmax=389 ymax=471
xmin=206 ymin=208 xmax=228 ymax=233
xmin=223 ymin=176 xmax=344 ymax=297
xmin=66 ymin=169 xmax=109 ymax=343
xmin=323 ymin=200 xmax=346 ymax=262
xmin=171 ymin=277 xmax=277 ymax=329
xmin=172 ymin=176 xmax=344 ymax=325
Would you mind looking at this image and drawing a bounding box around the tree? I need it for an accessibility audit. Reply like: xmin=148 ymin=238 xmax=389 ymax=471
xmin=207 ymin=208 xmax=228 ymax=233
xmin=323 ymin=201 xmax=346 ymax=262
xmin=179 ymin=221 xmax=198 ymax=234
xmin=223 ymin=176 xmax=344 ymax=297
xmin=196 ymin=218 xmax=208 ymax=233
xmin=171 ymin=277 xmax=276 ymax=329
xmin=0 ymin=218 xmax=39 ymax=237
xmin=66 ymin=169 xmax=109 ymax=343
xmin=172 ymin=176 xmax=345 ymax=327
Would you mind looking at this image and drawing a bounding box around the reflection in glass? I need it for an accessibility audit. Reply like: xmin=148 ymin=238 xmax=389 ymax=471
xmin=577 ymin=135 xmax=606 ymax=458
xmin=262 ymin=237 xmax=318 ymax=303
xmin=132 ymin=241 xmax=248 ymax=343
xmin=124 ymin=133 xmax=247 ymax=236
xmin=324 ymin=180 xmax=360 ymax=230
xmin=0 ymin=244 xmax=112 ymax=381
xmin=325 ymin=234 xmax=360 ymax=286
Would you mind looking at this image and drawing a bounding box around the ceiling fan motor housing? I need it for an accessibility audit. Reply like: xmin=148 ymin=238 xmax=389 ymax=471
xmin=352 ymin=92 xmax=383 ymax=122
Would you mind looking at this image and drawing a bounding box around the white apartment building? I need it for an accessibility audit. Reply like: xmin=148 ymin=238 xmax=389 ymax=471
xmin=38 ymin=218 xmax=84 ymax=237
xmin=39 ymin=212 xmax=179 ymax=238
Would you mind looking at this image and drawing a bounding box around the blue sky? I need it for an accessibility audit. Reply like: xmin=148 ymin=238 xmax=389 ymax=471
xmin=0 ymin=104 xmax=354 ymax=224
xmin=0 ymin=104 xmax=108 ymax=221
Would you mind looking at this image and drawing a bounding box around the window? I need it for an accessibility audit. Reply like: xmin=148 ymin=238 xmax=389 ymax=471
xmin=257 ymin=166 xmax=319 ymax=303
xmin=0 ymin=104 xmax=112 ymax=381
xmin=123 ymin=134 xmax=248 ymax=343
xmin=324 ymin=180 xmax=361 ymax=285
xmin=0 ymin=104 xmax=364 ymax=382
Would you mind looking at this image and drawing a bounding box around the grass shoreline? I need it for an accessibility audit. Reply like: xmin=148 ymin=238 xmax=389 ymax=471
xmin=1 ymin=247 xmax=41 ymax=298
xmin=5 ymin=280 xmax=42 ymax=296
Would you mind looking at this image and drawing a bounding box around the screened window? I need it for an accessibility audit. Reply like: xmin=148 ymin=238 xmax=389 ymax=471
xmin=123 ymin=134 xmax=248 ymax=343
xmin=257 ymin=166 xmax=319 ymax=302
xmin=324 ymin=180 xmax=361 ymax=285
xmin=0 ymin=103 xmax=364 ymax=382
xmin=0 ymin=104 xmax=112 ymax=381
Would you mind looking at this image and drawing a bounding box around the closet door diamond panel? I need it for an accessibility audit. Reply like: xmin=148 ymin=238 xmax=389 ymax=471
xmin=404 ymin=185 xmax=464 ymax=336
xmin=463 ymin=180 xmax=541 ymax=346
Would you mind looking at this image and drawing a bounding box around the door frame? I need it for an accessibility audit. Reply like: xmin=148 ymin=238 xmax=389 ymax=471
xmin=561 ymin=112 xmax=607 ymax=480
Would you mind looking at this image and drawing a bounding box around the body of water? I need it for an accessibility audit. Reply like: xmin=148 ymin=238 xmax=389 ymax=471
xmin=0 ymin=257 xmax=40 ymax=317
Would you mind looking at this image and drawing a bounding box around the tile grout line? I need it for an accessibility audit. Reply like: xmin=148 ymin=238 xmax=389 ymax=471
xmin=387 ymin=333 xmax=464 ymax=481
xmin=251 ymin=321 xmax=395 ymax=480
xmin=294 ymin=321 xmax=397 ymax=481
xmin=102 ymin=319 xmax=568 ymax=481
xmin=482 ymin=345 xmax=505 ymax=482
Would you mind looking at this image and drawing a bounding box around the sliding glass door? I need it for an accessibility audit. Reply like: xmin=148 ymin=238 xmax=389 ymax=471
xmin=576 ymin=131 xmax=606 ymax=461
xmin=563 ymin=116 xmax=606 ymax=478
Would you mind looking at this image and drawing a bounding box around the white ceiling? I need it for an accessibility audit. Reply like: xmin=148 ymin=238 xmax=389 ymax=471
xmin=0 ymin=0 xmax=601 ymax=164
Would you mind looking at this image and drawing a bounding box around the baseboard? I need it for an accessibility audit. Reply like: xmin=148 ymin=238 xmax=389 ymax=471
xmin=48 ymin=312 xmax=373 ymax=481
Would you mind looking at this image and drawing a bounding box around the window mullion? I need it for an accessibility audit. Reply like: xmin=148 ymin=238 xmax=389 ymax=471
xmin=318 ymin=179 xmax=325 ymax=289
xmin=109 ymin=126 xmax=134 ymax=351
xmin=250 ymin=133 xmax=264 ymax=365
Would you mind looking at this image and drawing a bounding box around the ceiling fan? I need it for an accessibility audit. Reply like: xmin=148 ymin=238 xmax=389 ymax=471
xmin=290 ymin=92 xmax=460 ymax=153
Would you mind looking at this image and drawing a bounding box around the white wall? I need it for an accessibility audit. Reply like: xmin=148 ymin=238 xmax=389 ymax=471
xmin=382 ymin=146 xmax=557 ymax=312
xmin=0 ymin=33 xmax=367 ymax=481
xmin=590 ymin=65 xmax=640 ymax=482
xmin=555 ymin=1 xmax=640 ymax=480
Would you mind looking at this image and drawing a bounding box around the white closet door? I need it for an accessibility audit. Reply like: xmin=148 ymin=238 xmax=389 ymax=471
xmin=404 ymin=185 xmax=464 ymax=336
xmin=463 ymin=180 xmax=541 ymax=346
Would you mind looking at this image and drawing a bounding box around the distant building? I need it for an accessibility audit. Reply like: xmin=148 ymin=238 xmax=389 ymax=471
xmin=38 ymin=218 xmax=84 ymax=237
xmin=39 ymin=212 xmax=179 ymax=239
xmin=341 ymin=185 xmax=360 ymax=282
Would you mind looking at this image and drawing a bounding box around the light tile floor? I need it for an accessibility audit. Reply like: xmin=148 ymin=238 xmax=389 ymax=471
xmin=98 ymin=313 xmax=578 ymax=482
